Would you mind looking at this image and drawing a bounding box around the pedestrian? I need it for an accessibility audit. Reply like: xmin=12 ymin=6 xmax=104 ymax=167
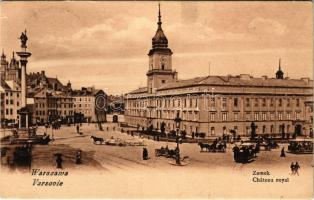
xmin=280 ymin=147 xmax=286 ymax=157
xmin=55 ymin=153 xmax=63 ymax=169
xmin=290 ymin=162 xmax=295 ymax=175
xmin=76 ymin=150 xmax=82 ymax=164
xmin=142 ymin=148 xmax=148 ymax=160
xmin=294 ymin=162 xmax=300 ymax=176
xmin=76 ymin=125 xmax=79 ymax=134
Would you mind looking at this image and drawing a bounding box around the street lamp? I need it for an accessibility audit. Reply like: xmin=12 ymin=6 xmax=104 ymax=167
xmin=174 ymin=111 xmax=182 ymax=165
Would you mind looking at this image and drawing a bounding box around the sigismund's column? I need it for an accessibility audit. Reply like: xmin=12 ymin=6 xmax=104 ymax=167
xmin=16 ymin=30 xmax=31 ymax=129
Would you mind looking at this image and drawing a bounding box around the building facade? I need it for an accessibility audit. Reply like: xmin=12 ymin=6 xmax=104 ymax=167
xmin=124 ymin=6 xmax=313 ymax=137
xmin=0 ymin=80 xmax=22 ymax=126
xmin=33 ymin=88 xmax=74 ymax=124
xmin=72 ymin=87 xmax=107 ymax=123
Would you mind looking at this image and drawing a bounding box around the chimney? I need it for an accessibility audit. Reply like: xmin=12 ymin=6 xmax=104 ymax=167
xmin=261 ymin=75 xmax=268 ymax=80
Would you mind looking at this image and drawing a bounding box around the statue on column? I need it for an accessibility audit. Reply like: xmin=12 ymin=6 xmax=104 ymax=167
xmin=19 ymin=30 xmax=28 ymax=49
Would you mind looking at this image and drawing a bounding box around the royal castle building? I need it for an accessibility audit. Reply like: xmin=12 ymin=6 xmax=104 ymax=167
xmin=124 ymin=6 xmax=313 ymax=137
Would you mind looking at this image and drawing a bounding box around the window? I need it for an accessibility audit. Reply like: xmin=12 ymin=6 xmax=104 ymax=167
xmin=234 ymin=113 xmax=238 ymax=121
xmin=223 ymin=126 xmax=227 ymax=134
xmin=184 ymin=99 xmax=187 ymax=107
xmin=287 ymin=113 xmax=291 ymax=120
xmin=254 ymin=98 xmax=259 ymax=107
xmin=222 ymin=97 xmax=227 ymax=110
xmin=222 ymin=113 xmax=227 ymax=121
xmin=296 ymin=99 xmax=300 ymax=107
xmin=278 ymin=113 xmax=283 ymax=120
xmin=210 ymin=97 xmax=215 ymax=109
xmin=262 ymin=113 xmax=267 ymax=121
xmin=270 ymin=113 xmax=274 ymax=120
xmin=17 ymin=101 xmax=19 ymax=106
xmin=161 ymin=80 xmax=166 ymax=84
xmin=210 ymin=127 xmax=215 ymax=135
xmin=246 ymin=112 xmax=251 ymax=121
xmin=210 ymin=113 xmax=215 ymax=121
xmin=296 ymin=112 xmax=300 ymax=120
xmin=10 ymin=100 xmax=13 ymax=105
xmin=262 ymin=98 xmax=266 ymax=107
xmin=287 ymin=99 xmax=290 ymax=107
xmin=189 ymin=98 xmax=192 ymax=107
xmin=279 ymin=99 xmax=282 ymax=107
xmin=254 ymin=113 xmax=259 ymax=121
xmin=270 ymin=99 xmax=274 ymax=107
xmin=263 ymin=125 xmax=266 ymax=133
xmin=233 ymin=98 xmax=238 ymax=107
xmin=10 ymin=109 xmax=13 ymax=115
xmin=6 ymin=99 xmax=8 ymax=105
xmin=195 ymin=99 xmax=198 ymax=108
xmin=246 ymin=98 xmax=250 ymax=107
xmin=270 ymin=125 xmax=274 ymax=133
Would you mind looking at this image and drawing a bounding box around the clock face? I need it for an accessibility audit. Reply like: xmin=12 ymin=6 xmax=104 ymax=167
xmin=160 ymin=56 xmax=167 ymax=63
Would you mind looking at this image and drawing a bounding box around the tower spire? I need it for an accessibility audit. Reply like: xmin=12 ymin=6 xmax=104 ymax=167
xmin=279 ymin=58 xmax=281 ymax=70
xmin=158 ymin=2 xmax=162 ymax=27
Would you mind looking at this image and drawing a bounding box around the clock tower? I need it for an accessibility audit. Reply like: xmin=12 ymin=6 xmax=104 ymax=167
xmin=147 ymin=4 xmax=178 ymax=94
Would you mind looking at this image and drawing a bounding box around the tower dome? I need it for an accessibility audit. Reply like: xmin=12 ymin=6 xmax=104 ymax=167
xmin=152 ymin=3 xmax=168 ymax=49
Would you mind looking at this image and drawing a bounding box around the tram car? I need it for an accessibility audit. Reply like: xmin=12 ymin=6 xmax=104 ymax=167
xmin=288 ymin=138 xmax=313 ymax=154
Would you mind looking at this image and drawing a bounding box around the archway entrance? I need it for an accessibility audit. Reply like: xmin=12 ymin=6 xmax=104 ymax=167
xmin=294 ymin=124 xmax=302 ymax=136
xmin=112 ymin=115 xmax=118 ymax=123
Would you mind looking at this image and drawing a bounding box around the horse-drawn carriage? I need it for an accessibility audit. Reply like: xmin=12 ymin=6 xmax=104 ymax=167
xmin=233 ymin=142 xmax=256 ymax=163
xmin=90 ymin=136 xmax=126 ymax=146
xmin=198 ymin=141 xmax=226 ymax=153
xmin=155 ymin=146 xmax=177 ymax=158
xmin=288 ymin=138 xmax=313 ymax=154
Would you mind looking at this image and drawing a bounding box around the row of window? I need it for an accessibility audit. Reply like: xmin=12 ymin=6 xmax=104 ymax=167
xmin=211 ymin=112 xmax=301 ymax=122
xmin=5 ymin=108 xmax=14 ymax=115
xmin=128 ymin=97 xmax=302 ymax=110
xmin=5 ymin=92 xmax=19 ymax=97
xmin=5 ymin=99 xmax=19 ymax=106
xmin=74 ymin=97 xmax=92 ymax=102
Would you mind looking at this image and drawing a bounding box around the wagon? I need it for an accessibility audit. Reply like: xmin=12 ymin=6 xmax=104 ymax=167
xmin=125 ymin=139 xmax=145 ymax=146
xmin=105 ymin=138 xmax=126 ymax=146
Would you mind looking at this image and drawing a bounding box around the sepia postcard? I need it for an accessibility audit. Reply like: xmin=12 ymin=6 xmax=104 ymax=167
xmin=0 ymin=1 xmax=313 ymax=199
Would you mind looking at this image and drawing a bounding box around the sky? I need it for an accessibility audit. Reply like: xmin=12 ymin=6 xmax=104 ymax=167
xmin=0 ymin=1 xmax=313 ymax=95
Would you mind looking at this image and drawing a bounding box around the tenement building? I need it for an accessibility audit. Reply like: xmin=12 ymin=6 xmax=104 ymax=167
xmin=72 ymin=87 xmax=107 ymax=123
xmin=124 ymin=6 xmax=313 ymax=137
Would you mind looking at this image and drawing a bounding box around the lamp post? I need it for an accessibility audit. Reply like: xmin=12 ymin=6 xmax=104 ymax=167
xmin=174 ymin=112 xmax=182 ymax=165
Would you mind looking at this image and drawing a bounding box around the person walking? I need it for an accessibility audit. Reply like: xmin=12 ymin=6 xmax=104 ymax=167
xmin=294 ymin=162 xmax=300 ymax=176
xmin=280 ymin=147 xmax=286 ymax=157
xmin=290 ymin=162 xmax=295 ymax=175
xmin=142 ymin=148 xmax=148 ymax=160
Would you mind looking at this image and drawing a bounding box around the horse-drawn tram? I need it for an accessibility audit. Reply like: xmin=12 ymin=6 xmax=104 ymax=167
xmin=287 ymin=138 xmax=313 ymax=154
xmin=232 ymin=142 xmax=256 ymax=163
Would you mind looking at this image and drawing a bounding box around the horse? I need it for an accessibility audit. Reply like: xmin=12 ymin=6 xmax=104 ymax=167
xmin=198 ymin=142 xmax=211 ymax=152
xmin=90 ymin=136 xmax=104 ymax=144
